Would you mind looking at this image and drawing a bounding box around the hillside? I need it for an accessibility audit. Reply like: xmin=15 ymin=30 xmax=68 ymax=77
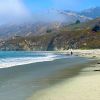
xmin=0 ymin=7 xmax=100 ymax=40
xmin=79 ymin=7 xmax=100 ymax=18
xmin=0 ymin=18 xmax=100 ymax=51
xmin=62 ymin=18 xmax=100 ymax=30
xmin=0 ymin=22 xmax=61 ymax=39
xmin=0 ymin=8 xmax=93 ymax=39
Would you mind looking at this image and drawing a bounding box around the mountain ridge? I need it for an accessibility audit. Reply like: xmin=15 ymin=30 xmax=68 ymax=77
xmin=0 ymin=18 xmax=100 ymax=51
xmin=79 ymin=7 xmax=100 ymax=18
xmin=0 ymin=7 xmax=100 ymax=40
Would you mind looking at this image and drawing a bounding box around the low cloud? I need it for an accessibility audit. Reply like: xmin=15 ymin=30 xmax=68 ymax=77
xmin=0 ymin=0 xmax=31 ymax=24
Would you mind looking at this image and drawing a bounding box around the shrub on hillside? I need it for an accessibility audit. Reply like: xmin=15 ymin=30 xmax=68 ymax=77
xmin=92 ymin=24 xmax=100 ymax=32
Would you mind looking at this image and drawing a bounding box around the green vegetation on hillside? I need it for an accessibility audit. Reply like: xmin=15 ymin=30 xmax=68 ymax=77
xmin=0 ymin=18 xmax=100 ymax=51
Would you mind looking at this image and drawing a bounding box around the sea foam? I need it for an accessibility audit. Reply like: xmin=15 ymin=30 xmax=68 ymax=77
xmin=0 ymin=52 xmax=67 ymax=68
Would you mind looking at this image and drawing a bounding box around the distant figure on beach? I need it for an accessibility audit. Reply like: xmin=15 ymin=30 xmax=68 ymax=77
xmin=70 ymin=49 xmax=73 ymax=55
xmin=71 ymin=51 xmax=73 ymax=55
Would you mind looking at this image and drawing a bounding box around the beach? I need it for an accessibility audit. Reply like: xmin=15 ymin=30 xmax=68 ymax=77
xmin=54 ymin=49 xmax=100 ymax=58
xmin=0 ymin=52 xmax=91 ymax=100
xmin=0 ymin=50 xmax=100 ymax=100
xmin=29 ymin=62 xmax=100 ymax=100
xmin=29 ymin=50 xmax=100 ymax=100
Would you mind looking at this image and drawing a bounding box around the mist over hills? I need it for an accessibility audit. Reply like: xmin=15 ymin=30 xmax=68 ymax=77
xmin=0 ymin=7 xmax=94 ymax=39
xmin=0 ymin=22 xmax=59 ymax=39
xmin=79 ymin=7 xmax=100 ymax=18
xmin=0 ymin=7 xmax=100 ymax=40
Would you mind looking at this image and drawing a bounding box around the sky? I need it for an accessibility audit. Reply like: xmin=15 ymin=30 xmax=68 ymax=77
xmin=0 ymin=0 xmax=100 ymax=24
xmin=24 ymin=0 xmax=100 ymax=12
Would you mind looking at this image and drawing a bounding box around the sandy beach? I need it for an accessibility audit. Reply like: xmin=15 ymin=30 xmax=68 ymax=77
xmin=0 ymin=52 xmax=90 ymax=100
xmin=29 ymin=50 xmax=100 ymax=100
xmin=70 ymin=49 xmax=100 ymax=58
xmin=57 ymin=49 xmax=100 ymax=58
xmin=0 ymin=50 xmax=100 ymax=100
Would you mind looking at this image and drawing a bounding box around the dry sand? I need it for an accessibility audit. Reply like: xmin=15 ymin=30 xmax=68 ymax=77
xmin=59 ymin=49 xmax=100 ymax=58
xmin=71 ymin=49 xmax=100 ymax=58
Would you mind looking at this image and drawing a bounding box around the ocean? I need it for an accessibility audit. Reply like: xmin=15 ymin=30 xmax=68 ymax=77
xmin=0 ymin=51 xmax=66 ymax=68
xmin=0 ymin=51 xmax=92 ymax=100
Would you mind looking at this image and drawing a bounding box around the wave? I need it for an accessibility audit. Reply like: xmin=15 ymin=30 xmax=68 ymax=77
xmin=0 ymin=53 xmax=68 ymax=69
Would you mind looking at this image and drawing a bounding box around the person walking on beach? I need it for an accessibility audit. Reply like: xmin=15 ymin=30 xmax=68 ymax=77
xmin=70 ymin=49 xmax=73 ymax=55
xmin=71 ymin=51 xmax=73 ymax=55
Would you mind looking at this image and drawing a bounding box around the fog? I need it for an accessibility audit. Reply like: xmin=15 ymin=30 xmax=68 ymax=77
xmin=0 ymin=0 xmax=32 ymax=24
xmin=0 ymin=0 xmax=84 ymax=25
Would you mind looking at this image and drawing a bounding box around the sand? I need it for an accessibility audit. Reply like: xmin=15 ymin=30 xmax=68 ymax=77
xmin=29 ymin=50 xmax=100 ymax=100
xmin=71 ymin=49 xmax=100 ymax=58
xmin=59 ymin=49 xmax=100 ymax=58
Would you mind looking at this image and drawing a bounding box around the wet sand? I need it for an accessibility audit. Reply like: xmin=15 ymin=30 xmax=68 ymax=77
xmin=29 ymin=59 xmax=100 ymax=100
xmin=0 ymin=56 xmax=91 ymax=100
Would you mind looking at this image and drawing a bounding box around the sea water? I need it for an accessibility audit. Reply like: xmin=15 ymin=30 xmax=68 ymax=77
xmin=0 ymin=51 xmax=67 ymax=68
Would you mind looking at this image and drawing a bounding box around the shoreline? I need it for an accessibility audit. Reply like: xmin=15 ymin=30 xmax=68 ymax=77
xmin=0 ymin=50 xmax=100 ymax=100
xmin=29 ymin=50 xmax=100 ymax=100
xmin=53 ymin=49 xmax=100 ymax=59
xmin=29 ymin=61 xmax=100 ymax=100
xmin=39 ymin=49 xmax=100 ymax=58
xmin=0 ymin=56 xmax=90 ymax=100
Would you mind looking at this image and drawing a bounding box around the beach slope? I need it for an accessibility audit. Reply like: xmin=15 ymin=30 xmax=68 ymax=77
xmin=29 ymin=59 xmax=100 ymax=100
